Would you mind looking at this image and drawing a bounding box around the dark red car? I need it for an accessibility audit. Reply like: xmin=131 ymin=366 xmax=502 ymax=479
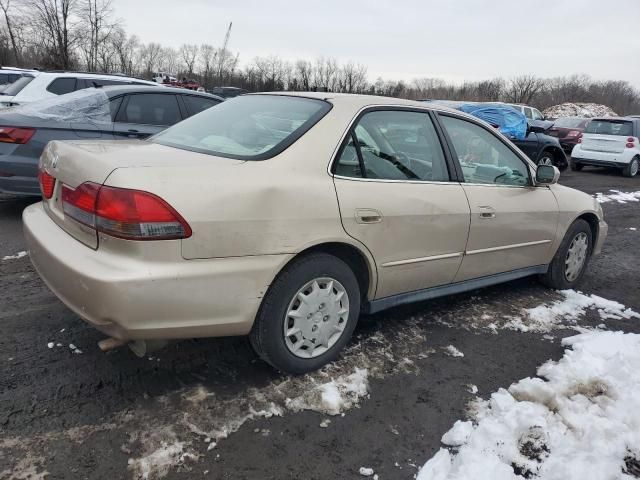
xmin=548 ymin=117 xmax=590 ymax=152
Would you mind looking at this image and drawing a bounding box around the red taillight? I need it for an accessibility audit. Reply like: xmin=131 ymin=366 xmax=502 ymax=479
xmin=627 ymin=143 xmax=635 ymax=148
xmin=0 ymin=126 xmax=35 ymax=144
xmin=566 ymin=130 xmax=579 ymax=137
xmin=627 ymin=137 xmax=635 ymax=143
xmin=38 ymin=170 xmax=56 ymax=199
xmin=61 ymin=182 xmax=191 ymax=240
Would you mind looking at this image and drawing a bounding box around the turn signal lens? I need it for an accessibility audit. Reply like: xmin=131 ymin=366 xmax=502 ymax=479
xmin=38 ymin=170 xmax=56 ymax=199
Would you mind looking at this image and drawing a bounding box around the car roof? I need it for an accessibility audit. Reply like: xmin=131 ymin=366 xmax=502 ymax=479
xmin=101 ymin=84 xmax=223 ymax=100
xmin=255 ymin=91 xmax=464 ymax=115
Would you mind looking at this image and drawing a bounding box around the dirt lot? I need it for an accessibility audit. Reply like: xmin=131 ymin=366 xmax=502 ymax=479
xmin=1 ymin=167 xmax=639 ymax=480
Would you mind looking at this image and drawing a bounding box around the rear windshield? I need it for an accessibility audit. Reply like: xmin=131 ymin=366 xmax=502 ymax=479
xmin=553 ymin=117 xmax=585 ymax=128
xmin=152 ymin=95 xmax=331 ymax=160
xmin=585 ymin=120 xmax=633 ymax=136
xmin=1 ymin=75 xmax=34 ymax=96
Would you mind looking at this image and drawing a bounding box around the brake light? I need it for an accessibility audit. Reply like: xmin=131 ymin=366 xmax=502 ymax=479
xmin=61 ymin=182 xmax=191 ymax=240
xmin=38 ymin=170 xmax=56 ymax=199
xmin=0 ymin=126 xmax=35 ymax=144
xmin=627 ymin=137 xmax=635 ymax=143
xmin=566 ymin=130 xmax=579 ymax=137
xmin=627 ymin=143 xmax=635 ymax=148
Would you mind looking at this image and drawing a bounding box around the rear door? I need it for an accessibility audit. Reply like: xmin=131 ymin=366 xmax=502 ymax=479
xmin=332 ymin=108 xmax=471 ymax=299
xmin=437 ymin=113 xmax=559 ymax=281
xmin=581 ymin=119 xmax=634 ymax=154
xmin=179 ymin=94 xmax=221 ymax=118
xmin=113 ymin=93 xmax=183 ymax=139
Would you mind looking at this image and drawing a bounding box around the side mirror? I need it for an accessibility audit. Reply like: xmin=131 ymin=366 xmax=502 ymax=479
xmin=536 ymin=165 xmax=560 ymax=185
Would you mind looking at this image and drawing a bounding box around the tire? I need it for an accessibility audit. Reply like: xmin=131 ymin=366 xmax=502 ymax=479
xmin=539 ymin=219 xmax=593 ymax=290
xmin=570 ymin=160 xmax=583 ymax=171
xmin=622 ymin=157 xmax=639 ymax=178
xmin=537 ymin=153 xmax=554 ymax=167
xmin=250 ymin=253 xmax=361 ymax=374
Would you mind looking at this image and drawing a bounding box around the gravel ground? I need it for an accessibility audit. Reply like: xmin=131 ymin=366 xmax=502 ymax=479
xmin=1 ymin=167 xmax=639 ymax=480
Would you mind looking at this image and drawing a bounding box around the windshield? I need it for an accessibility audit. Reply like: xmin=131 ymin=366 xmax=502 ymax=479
xmin=2 ymin=75 xmax=34 ymax=96
xmin=152 ymin=95 xmax=331 ymax=160
xmin=553 ymin=117 xmax=585 ymax=128
xmin=585 ymin=120 xmax=633 ymax=136
xmin=12 ymin=88 xmax=112 ymax=124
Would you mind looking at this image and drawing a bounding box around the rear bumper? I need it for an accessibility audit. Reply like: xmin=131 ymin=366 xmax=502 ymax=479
xmin=571 ymin=157 xmax=628 ymax=169
xmin=571 ymin=146 xmax=636 ymax=167
xmin=23 ymin=202 xmax=291 ymax=340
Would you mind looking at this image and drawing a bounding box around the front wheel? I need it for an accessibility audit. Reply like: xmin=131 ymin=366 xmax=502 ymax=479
xmin=538 ymin=153 xmax=554 ymax=166
xmin=622 ymin=157 xmax=639 ymax=178
xmin=539 ymin=219 xmax=593 ymax=290
xmin=250 ymin=253 xmax=361 ymax=374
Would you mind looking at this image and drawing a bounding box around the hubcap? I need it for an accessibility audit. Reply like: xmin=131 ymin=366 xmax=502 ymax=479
xmin=283 ymin=277 xmax=349 ymax=359
xmin=564 ymin=232 xmax=588 ymax=282
xmin=631 ymin=160 xmax=639 ymax=177
xmin=539 ymin=156 xmax=553 ymax=166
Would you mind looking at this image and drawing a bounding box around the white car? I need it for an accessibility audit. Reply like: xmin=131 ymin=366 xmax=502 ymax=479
xmin=571 ymin=117 xmax=640 ymax=177
xmin=0 ymin=71 xmax=158 ymax=108
xmin=507 ymin=103 xmax=546 ymax=121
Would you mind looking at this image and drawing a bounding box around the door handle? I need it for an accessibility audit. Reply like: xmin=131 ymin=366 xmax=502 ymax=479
xmin=127 ymin=129 xmax=141 ymax=138
xmin=355 ymin=209 xmax=383 ymax=224
xmin=478 ymin=206 xmax=496 ymax=219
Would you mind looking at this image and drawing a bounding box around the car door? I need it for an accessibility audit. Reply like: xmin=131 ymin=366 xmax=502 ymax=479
xmin=113 ymin=93 xmax=183 ymax=139
xmin=180 ymin=94 xmax=221 ymax=118
xmin=332 ymin=108 xmax=471 ymax=299
xmin=437 ymin=113 xmax=559 ymax=282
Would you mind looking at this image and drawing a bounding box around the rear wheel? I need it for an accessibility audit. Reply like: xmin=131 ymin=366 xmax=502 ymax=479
xmin=622 ymin=157 xmax=639 ymax=178
xmin=250 ymin=253 xmax=361 ymax=374
xmin=540 ymin=219 xmax=593 ymax=290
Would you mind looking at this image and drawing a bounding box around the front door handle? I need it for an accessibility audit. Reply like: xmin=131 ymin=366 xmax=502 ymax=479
xmin=355 ymin=209 xmax=383 ymax=224
xmin=478 ymin=206 xmax=496 ymax=219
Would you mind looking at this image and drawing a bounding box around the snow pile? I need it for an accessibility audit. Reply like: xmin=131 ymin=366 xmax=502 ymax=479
xmin=595 ymin=190 xmax=640 ymax=205
xmin=543 ymin=102 xmax=617 ymax=119
xmin=2 ymin=251 xmax=27 ymax=261
xmin=127 ymin=428 xmax=199 ymax=480
xmin=522 ymin=289 xmax=640 ymax=331
xmin=417 ymin=331 xmax=640 ymax=480
xmin=286 ymin=367 xmax=369 ymax=415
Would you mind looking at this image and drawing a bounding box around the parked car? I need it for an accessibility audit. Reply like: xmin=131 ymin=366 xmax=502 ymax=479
xmin=0 ymin=67 xmax=38 ymax=87
xmin=209 ymin=86 xmax=249 ymax=98
xmin=571 ymin=117 xmax=640 ymax=177
xmin=507 ymin=103 xmax=546 ymax=121
xmin=0 ymin=86 xmax=222 ymax=196
xmin=548 ymin=117 xmax=590 ymax=152
xmin=0 ymin=71 xmax=159 ymax=108
xmin=24 ymin=93 xmax=607 ymax=373
xmin=425 ymin=100 xmax=568 ymax=169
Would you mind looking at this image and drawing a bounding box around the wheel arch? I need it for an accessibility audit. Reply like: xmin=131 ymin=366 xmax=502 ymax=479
xmin=575 ymin=212 xmax=599 ymax=248
xmin=541 ymin=145 xmax=567 ymax=168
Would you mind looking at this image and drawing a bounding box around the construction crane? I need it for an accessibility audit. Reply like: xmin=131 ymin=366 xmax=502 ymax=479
xmin=218 ymin=22 xmax=232 ymax=79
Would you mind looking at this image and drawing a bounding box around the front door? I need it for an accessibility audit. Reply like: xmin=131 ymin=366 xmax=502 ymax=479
xmin=437 ymin=113 xmax=559 ymax=281
xmin=113 ymin=93 xmax=183 ymax=139
xmin=332 ymin=108 xmax=471 ymax=299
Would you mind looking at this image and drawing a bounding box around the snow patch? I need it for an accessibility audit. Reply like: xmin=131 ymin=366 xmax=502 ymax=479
xmin=2 ymin=251 xmax=27 ymax=261
xmin=417 ymin=331 xmax=640 ymax=480
xmin=443 ymin=345 xmax=464 ymax=357
xmin=127 ymin=428 xmax=199 ymax=480
xmin=595 ymin=190 xmax=640 ymax=204
xmin=359 ymin=466 xmax=375 ymax=476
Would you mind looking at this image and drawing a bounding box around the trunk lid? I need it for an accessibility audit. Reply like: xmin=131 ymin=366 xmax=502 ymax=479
xmin=39 ymin=139 xmax=244 ymax=248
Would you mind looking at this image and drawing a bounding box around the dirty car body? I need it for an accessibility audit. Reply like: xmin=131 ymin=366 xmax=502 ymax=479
xmin=24 ymin=93 xmax=607 ymax=373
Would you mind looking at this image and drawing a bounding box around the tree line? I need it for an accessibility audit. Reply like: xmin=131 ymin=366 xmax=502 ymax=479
xmin=0 ymin=0 xmax=638 ymax=114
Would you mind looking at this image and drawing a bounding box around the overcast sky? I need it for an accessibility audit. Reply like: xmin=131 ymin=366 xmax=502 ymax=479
xmin=112 ymin=0 xmax=640 ymax=87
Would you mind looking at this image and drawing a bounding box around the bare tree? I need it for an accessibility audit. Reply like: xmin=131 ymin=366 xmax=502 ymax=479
xmin=199 ymin=43 xmax=217 ymax=88
xmin=29 ymin=0 xmax=78 ymax=69
xmin=0 ymin=0 xmax=23 ymax=65
xmin=179 ymin=43 xmax=197 ymax=76
xmin=79 ymin=0 xmax=116 ymax=71
xmin=137 ymin=42 xmax=162 ymax=77
xmin=505 ymin=75 xmax=545 ymax=104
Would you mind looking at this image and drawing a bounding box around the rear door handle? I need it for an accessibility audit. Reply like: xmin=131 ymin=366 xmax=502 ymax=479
xmin=478 ymin=206 xmax=496 ymax=219
xmin=355 ymin=209 xmax=383 ymax=224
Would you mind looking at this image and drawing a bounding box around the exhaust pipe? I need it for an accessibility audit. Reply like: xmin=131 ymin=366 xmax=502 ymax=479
xmin=98 ymin=337 xmax=127 ymax=352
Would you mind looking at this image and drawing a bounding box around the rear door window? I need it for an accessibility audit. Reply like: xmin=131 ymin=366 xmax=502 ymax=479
xmin=46 ymin=77 xmax=77 ymax=95
xmin=116 ymin=93 xmax=182 ymax=126
xmin=182 ymin=95 xmax=221 ymax=116
xmin=585 ymin=120 xmax=633 ymax=137
xmin=524 ymin=107 xmax=533 ymax=119
xmin=3 ymin=75 xmax=35 ymax=96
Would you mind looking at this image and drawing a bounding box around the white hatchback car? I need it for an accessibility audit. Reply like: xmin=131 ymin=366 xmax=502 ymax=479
xmin=571 ymin=117 xmax=640 ymax=177
xmin=0 ymin=71 xmax=158 ymax=108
